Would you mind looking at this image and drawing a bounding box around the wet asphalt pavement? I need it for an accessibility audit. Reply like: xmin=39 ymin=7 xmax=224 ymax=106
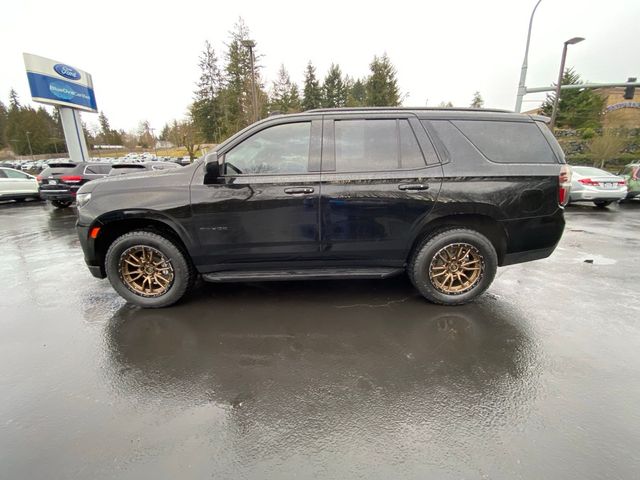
xmin=1 ymin=200 xmax=639 ymax=479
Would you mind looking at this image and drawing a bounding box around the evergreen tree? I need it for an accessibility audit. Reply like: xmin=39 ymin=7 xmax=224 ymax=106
xmin=0 ymin=101 xmax=7 ymax=148
xmin=288 ymin=84 xmax=301 ymax=113
xmin=192 ymin=40 xmax=223 ymax=142
xmin=322 ymin=64 xmax=347 ymax=108
xmin=347 ymin=78 xmax=367 ymax=107
xmin=8 ymin=89 xmax=20 ymax=111
xmin=470 ymin=91 xmax=484 ymax=109
xmin=270 ymin=64 xmax=291 ymax=112
xmin=221 ymin=18 xmax=266 ymax=136
xmin=540 ymin=68 xmax=605 ymax=129
xmin=366 ymin=54 xmax=400 ymax=106
xmin=159 ymin=123 xmax=171 ymax=141
xmin=301 ymin=62 xmax=322 ymax=110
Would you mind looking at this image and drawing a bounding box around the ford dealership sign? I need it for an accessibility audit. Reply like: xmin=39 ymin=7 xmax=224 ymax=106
xmin=23 ymin=53 xmax=97 ymax=112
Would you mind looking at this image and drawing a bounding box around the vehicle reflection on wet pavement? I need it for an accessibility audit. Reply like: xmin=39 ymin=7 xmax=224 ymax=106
xmin=1 ymin=200 xmax=639 ymax=479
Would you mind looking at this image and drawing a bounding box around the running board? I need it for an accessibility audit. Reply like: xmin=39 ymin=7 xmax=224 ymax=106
xmin=202 ymin=267 xmax=403 ymax=283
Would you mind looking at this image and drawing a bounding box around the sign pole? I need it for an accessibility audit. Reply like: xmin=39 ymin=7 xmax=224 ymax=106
xmin=58 ymin=107 xmax=90 ymax=163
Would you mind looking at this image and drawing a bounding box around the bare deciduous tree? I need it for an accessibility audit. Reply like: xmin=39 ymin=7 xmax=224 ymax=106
xmin=589 ymin=131 xmax=625 ymax=169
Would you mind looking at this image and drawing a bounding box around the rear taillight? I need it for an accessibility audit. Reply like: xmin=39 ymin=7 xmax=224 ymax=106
xmin=618 ymin=180 xmax=626 ymax=186
xmin=36 ymin=175 xmax=42 ymax=183
xmin=559 ymin=165 xmax=572 ymax=207
xmin=60 ymin=175 xmax=82 ymax=184
xmin=578 ymin=178 xmax=600 ymax=186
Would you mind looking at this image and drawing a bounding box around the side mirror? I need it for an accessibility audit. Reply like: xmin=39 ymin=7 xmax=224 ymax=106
xmin=204 ymin=152 xmax=220 ymax=184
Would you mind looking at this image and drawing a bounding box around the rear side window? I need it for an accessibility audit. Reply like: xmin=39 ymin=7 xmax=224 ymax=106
xmin=334 ymin=119 xmax=426 ymax=172
xmin=0 ymin=169 xmax=8 ymax=178
xmin=452 ymin=120 xmax=558 ymax=164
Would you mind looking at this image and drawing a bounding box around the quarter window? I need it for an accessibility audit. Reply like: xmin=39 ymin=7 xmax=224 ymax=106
xmin=452 ymin=120 xmax=557 ymax=164
xmin=334 ymin=119 xmax=427 ymax=172
xmin=224 ymin=122 xmax=311 ymax=175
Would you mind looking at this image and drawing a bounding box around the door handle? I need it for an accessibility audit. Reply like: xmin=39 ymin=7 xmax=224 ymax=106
xmin=398 ymin=183 xmax=429 ymax=191
xmin=284 ymin=187 xmax=315 ymax=195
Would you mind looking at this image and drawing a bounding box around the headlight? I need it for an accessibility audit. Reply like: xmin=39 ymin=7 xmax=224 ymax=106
xmin=76 ymin=192 xmax=92 ymax=208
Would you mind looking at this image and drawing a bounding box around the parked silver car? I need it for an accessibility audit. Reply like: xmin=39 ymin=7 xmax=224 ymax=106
xmin=569 ymin=166 xmax=627 ymax=208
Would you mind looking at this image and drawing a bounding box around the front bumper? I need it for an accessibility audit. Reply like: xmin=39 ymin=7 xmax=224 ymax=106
xmin=76 ymin=222 xmax=106 ymax=278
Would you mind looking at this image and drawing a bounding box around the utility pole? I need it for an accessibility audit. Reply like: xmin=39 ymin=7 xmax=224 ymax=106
xmin=550 ymin=37 xmax=585 ymax=129
xmin=515 ymin=0 xmax=542 ymax=113
xmin=25 ymin=131 xmax=34 ymax=159
xmin=242 ymin=40 xmax=259 ymax=122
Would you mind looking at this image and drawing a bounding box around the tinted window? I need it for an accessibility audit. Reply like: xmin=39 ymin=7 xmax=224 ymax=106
xmin=426 ymin=120 xmax=485 ymax=167
xmin=334 ymin=119 xmax=426 ymax=172
xmin=0 ymin=169 xmax=7 ymax=178
xmin=453 ymin=120 xmax=557 ymax=164
xmin=85 ymin=164 xmax=111 ymax=174
xmin=399 ymin=120 xmax=428 ymax=168
xmin=4 ymin=169 xmax=29 ymax=179
xmin=225 ymin=122 xmax=311 ymax=175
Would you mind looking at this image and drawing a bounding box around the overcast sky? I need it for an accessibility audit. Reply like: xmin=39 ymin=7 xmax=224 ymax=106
xmin=2 ymin=0 xmax=638 ymax=133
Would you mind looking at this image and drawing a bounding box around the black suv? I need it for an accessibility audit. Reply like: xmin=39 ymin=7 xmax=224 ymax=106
xmin=39 ymin=162 xmax=111 ymax=208
xmin=76 ymin=108 xmax=569 ymax=308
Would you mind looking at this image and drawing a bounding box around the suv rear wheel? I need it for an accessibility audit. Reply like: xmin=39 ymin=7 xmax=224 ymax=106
xmin=105 ymin=230 xmax=195 ymax=308
xmin=409 ymin=228 xmax=497 ymax=305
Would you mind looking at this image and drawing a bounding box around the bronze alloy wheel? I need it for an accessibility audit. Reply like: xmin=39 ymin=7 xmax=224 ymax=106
xmin=118 ymin=245 xmax=175 ymax=298
xmin=428 ymin=242 xmax=485 ymax=295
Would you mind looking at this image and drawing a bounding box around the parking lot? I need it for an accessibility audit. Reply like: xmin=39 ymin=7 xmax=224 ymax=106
xmin=1 ymin=200 xmax=639 ymax=479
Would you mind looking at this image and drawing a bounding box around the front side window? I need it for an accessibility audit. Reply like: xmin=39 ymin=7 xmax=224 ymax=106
xmin=225 ymin=122 xmax=311 ymax=175
xmin=334 ymin=119 xmax=426 ymax=172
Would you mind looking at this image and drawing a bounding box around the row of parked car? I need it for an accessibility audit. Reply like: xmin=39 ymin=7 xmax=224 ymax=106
xmin=0 ymin=160 xmax=182 ymax=207
xmin=1 ymin=154 xmax=192 ymax=173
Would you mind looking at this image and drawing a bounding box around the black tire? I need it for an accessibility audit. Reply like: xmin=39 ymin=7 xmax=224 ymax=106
xmin=408 ymin=228 xmax=498 ymax=306
xmin=105 ymin=230 xmax=195 ymax=308
xmin=594 ymin=201 xmax=611 ymax=208
xmin=51 ymin=200 xmax=72 ymax=209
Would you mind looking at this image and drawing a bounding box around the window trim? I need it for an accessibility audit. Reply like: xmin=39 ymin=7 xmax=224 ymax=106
xmin=220 ymin=119 xmax=321 ymax=178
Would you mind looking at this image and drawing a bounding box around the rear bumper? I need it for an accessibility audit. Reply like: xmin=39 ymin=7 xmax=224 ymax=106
xmin=39 ymin=188 xmax=77 ymax=202
xmin=570 ymin=188 xmax=626 ymax=202
xmin=499 ymin=209 xmax=565 ymax=267
xmin=76 ymin=222 xmax=106 ymax=278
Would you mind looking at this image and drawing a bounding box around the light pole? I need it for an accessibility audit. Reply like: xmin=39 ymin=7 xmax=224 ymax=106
xmin=515 ymin=0 xmax=542 ymax=113
xmin=149 ymin=127 xmax=158 ymax=158
xmin=25 ymin=131 xmax=34 ymax=159
xmin=242 ymin=40 xmax=259 ymax=122
xmin=550 ymin=36 xmax=585 ymax=129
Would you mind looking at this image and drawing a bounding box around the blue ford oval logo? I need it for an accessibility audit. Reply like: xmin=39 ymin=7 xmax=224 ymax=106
xmin=53 ymin=64 xmax=81 ymax=81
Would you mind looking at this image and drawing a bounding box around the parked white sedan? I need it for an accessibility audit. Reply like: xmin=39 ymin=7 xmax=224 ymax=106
xmin=569 ymin=166 xmax=627 ymax=208
xmin=0 ymin=167 xmax=41 ymax=202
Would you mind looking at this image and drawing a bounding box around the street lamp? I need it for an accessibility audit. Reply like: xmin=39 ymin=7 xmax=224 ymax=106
xmin=515 ymin=0 xmax=543 ymax=113
xmin=25 ymin=131 xmax=34 ymax=159
xmin=550 ymin=36 xmax=585 ymax=129
xmin=241 ymin=39 xmax=259 ymax=122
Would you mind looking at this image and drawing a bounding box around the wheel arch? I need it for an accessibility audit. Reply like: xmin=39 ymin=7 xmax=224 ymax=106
xmin=408 ymin=213 xmax=508 ymax=266
xmin=92 ymin=210 xmax=194 ymax=272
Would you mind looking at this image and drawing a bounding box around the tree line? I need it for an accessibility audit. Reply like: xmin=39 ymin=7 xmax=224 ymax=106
xmin=161 ymin=18 xmax=403 ymax=148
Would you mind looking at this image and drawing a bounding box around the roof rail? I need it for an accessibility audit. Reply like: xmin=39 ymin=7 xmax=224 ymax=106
xmin=306 ymin=106 xmax=513 ymax=114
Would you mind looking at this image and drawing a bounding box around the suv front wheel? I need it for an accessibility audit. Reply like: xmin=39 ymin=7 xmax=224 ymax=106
xmin=105 ymin=230 xmax=195 ymax=308
xmin=409 ymin=228 xmax=498 ymax=305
